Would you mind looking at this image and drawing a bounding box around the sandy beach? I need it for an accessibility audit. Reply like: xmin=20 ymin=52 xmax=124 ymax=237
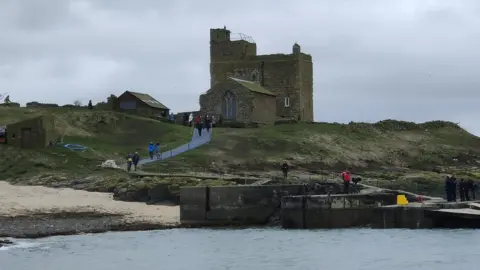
xmin=0 ymin=181 xmax=180 ymax=238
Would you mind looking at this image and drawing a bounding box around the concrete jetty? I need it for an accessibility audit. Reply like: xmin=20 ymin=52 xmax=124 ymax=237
xmin=281 ymin=193 xmax=480 ymax=229
xmin=179 ymin=184 xmax=480 ymax=229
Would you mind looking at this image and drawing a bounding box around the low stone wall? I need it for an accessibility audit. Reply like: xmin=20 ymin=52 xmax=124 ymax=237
xmin=180 ymin=185 xmax=308 ymax=226
xmin=370 ymin=207 xmax=434 ymax=229
xmin=281 ymin=193 xmax=398 ymax=228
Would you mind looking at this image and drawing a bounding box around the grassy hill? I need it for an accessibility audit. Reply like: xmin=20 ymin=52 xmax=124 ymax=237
xmin=145 ymin=120 xmax=480 ymax=172
xmin=0 ymin=107 xmax=191 ymax=180
xmin=1 ymin=107 xmax=479 ymax=197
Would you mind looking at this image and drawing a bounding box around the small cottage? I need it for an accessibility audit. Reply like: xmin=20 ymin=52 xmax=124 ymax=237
xmin=117 ymin=91 xmax=170 ymax=118
xmin=6 ymin=115 xmax=56 ymax=149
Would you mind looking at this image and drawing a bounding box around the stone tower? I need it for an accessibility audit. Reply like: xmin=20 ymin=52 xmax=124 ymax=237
xmin=209 ymin=27 xmax=314 ymax=122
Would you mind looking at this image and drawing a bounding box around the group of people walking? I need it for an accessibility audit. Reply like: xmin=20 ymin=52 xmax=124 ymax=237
xmin=445 ymin=175 xmax=477 ymax=202
xmin=125 ymin=152 xmax=140 ymax=172
xmin=125 ymin=142 xmax=162 ymax=172
xmin=190 ymin=114 xmax=214 ymax=137
xmin=124 ymin=113 xmax=215 ymax=172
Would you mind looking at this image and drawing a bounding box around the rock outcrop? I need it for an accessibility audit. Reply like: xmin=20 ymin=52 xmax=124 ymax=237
xmin=0 ymin=239 xmax=14 ymax=248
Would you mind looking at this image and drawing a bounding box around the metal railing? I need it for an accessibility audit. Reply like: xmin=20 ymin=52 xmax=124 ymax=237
xmin=230 ymin=33 xmax=255 ymax=43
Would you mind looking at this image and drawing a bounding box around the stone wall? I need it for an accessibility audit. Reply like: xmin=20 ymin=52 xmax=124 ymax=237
xmin=200 ymin=81 xmax=253 ymax=123
xmin=280 ymin=194 xmax=439 ymax=229
xmin=180 ymin=185 xmax=307 ymax=226
xmin=6 ymin=115 xmax=56 ymax=149
xmin=299 ymin=54 xmax=314 ymax=121
xmin=251 ymin=92 xmax=277 ymax=125
xmin=26 ymin=102 xmax=59 ymax=108
xmin=199 ymin=80 xmax=276 ymax=125
xmin=210 ymin=57 xmax=301 ymax=120
xmin=0 ymin=102 xmax=20 ymax=108
xmin=209 ymin=27 xmax=314 ymax=122
xmin=210 ymin=39 xmax=257 ymax=65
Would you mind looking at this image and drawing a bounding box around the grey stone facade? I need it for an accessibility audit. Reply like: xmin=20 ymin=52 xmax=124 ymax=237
xmin=199 ymin=78 xmax=276 ymax=125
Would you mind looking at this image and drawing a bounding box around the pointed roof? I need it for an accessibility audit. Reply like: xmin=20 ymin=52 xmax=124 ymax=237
xmin=228 ymin=77 xmax=275 ymax=96
xmin=123 ymin=91 xmax=169 ymax=110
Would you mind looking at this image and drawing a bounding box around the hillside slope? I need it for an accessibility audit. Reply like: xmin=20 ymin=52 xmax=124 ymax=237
xmin=1 ymin=107 xmax=479 ymax=197
xmin=0 ymin=107 xmax=192 ymax=180
xmin=145 ymin=120 xmax=480 ymax=174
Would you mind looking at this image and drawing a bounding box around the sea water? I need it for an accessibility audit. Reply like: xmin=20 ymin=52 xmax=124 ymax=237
xmin=1 ymin=228 xmax=480 ymax=270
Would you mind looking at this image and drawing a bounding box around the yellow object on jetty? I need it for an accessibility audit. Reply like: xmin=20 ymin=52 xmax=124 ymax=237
xmin=396 ymin=195 xmax=409 ymax=205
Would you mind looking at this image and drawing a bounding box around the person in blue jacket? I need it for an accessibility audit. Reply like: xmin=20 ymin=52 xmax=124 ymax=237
xmin=148 ymin=142 xmax=155 ymax=160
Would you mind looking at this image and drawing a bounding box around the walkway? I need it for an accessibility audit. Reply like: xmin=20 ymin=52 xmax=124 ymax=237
xmin=136 ymin=127 xmax=212 ymax=167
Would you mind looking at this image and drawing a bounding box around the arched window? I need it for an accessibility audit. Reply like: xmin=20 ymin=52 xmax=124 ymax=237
xmin=221 ymin=91 xmax=237 ymax=119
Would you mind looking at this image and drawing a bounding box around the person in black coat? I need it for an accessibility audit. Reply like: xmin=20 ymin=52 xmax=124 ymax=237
xmin=459 ymin=179 xmax=466 ymax=201
xmin=450 ymin=175 xmax=457 ymax=201
xmin=445 ymin=176 xmax=452 ymax=201
xmin=467 ymin=179 xmax=476 ymax=200
xmin=281 ymin=162 xmax=289 ymax=179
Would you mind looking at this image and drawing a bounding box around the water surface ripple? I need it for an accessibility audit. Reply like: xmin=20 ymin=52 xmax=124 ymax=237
xmin=2 ymin=228 xmax=479 ymax=270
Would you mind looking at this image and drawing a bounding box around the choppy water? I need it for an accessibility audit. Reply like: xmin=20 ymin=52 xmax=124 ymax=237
xmin=2 ymin=228 xmax=480 ymax=270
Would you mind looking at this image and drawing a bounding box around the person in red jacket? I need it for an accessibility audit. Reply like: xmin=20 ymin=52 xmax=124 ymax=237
xmin=194 ymin=115 xmax=202 ymax=136
xmin=341 ymin=168 xmax=352 ymax=194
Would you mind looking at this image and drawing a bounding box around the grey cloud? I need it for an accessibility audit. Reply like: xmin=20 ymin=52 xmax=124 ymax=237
xmin=0 ymin=0 xmax=478 ymax=135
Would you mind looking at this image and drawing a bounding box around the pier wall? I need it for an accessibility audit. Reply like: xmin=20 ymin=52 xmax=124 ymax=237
xmin=180 ymin=185 xmax=307 ymax=226
xmin=281 ymin=193 xmax=438 ymax=229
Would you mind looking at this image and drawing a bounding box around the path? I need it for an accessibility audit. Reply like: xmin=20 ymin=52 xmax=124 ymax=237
xmin=136 ymin=127 xmax=212 ymax=167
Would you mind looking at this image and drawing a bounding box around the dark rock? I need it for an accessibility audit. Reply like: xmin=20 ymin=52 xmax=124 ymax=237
xmin=113 ymin=184 xmax=179 ymax=205
xmin=113 ymin=187 xmax=149 ymax=202
xmin=148 ymin=184 xmax=178 ymax=204
xmin=0 ymin=238 xmax=14 ymax=247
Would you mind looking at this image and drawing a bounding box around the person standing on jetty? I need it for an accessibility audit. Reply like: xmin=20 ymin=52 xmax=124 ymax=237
xmin=341 ymin=168 xmax=352 ymax=194
xmin=464 ymin=180 xmax=471 ymax=201
xmin=468 ymin=179 xmax=477 ymax=200
xmin=451 ymin=175 xmax=457 ymax=201
xmin=445 ymin=176 xmax=453 ymax=201
xmin=445 ymin=175 xmax=458 ymax=202
xmin=459 ymin=179 xmax=466 ymax=201
xmin=281 ymin=161 xmax=289 ymax=179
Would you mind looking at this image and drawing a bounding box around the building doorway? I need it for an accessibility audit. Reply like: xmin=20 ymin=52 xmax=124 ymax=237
xmin=21 ymin=128 xmax=33 ymax=148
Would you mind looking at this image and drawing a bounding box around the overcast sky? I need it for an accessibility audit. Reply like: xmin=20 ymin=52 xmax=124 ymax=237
xmin=0 ymin=0 xmax=479 ymax=135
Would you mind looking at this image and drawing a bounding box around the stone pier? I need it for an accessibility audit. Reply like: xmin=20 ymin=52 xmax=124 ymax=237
xmin=180 ymin=185 xmax=307 ymax=226
xmin=180 ymin=184 xmax=480 ymax=229
xmin=281 ymin=193 xmax=480 ymax=229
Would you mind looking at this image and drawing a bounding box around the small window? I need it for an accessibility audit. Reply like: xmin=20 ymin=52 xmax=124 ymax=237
xmin=284 ymin=97 xmax=290 ymax=107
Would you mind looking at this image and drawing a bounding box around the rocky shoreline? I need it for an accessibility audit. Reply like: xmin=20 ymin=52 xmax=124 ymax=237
xmin=0 ymin=212 xmax=181 ymax=239
xmin=0 ymin=181 xmax=180 ymax=239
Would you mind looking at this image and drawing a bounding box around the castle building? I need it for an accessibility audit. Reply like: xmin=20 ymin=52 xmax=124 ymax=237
xmin=199 ymin=27 xmax=314 ymax=125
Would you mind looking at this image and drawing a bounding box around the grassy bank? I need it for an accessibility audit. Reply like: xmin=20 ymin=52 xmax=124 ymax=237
xmin=144 ymin=120 xmax=480 ymax=172
xmin=1 ymin=107 xmax=479 ymax=198
xmin=0 ymin=107 xmax=191 ymax=180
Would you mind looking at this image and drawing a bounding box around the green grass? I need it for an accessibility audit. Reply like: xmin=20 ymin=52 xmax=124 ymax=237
xmin=143 ymin=120 xmax=480 ymax=174
xmin=1 ymin=107 xmax=479 ymax=197
xmin=0 ymin=107 xmax=191 ymax=179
